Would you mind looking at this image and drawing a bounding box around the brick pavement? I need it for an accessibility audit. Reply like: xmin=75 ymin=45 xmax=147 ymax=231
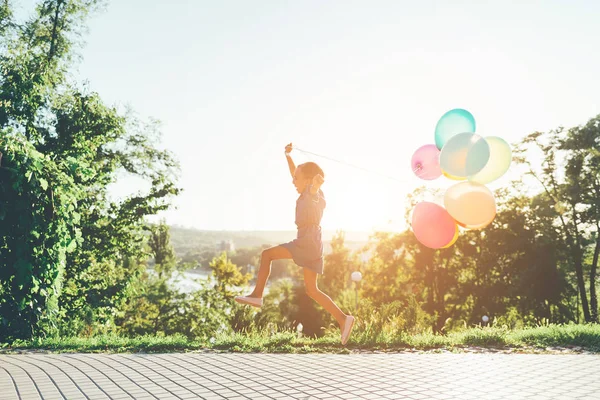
xmin=1 ymin=353 xmax=599 ymax=399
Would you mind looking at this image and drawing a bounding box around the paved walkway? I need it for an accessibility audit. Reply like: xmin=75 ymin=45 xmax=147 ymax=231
xmin=1 ymin=353 xmax=599 ymax=399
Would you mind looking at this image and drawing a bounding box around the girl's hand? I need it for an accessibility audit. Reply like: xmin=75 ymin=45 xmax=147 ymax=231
xmin=312 ymin=174 xmax=324 ymax=188
xmin=285 ymin=142 xmax=293 ymax=155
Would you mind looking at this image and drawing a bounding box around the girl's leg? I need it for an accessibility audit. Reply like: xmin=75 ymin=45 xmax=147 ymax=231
xmin=247 ymin=245 xmax=293 ymax=298
xmin=303 ymin=268 xmax=348 ymax=330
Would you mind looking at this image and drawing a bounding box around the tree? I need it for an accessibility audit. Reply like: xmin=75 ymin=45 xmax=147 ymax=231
xmin=0 ymin=136 xmax=81 ymax=339
xmin=0 ymin=1 xmax=181 ymax=339
xmin=561 ymin=115 xmax=600 ymax=322
xmin=320 ymin=231 xmax=356 ymax=300
xmin=209 ymin=252 xmax=252 ymax=302
xmin=146 ymin=219 xmax=177 ymax=279
xmin=515 ymin=115 xmax=600 ymax=323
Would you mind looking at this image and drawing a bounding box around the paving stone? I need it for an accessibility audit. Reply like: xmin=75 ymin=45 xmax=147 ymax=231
xmin=1 ymin=353 xmax=599 ymax=399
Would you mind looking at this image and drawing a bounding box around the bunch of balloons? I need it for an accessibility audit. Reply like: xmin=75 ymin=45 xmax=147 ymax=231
xmin=410 ymin=109 xmax=512 ymax=249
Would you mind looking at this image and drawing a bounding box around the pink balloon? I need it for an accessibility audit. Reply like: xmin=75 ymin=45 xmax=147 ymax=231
xmin=411 ymin=202 xmax=458 ymax=249
xmin=411 ymin=144 xmax=442 ymax=180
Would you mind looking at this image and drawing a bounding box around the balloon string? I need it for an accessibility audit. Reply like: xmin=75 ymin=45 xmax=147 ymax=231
xmin=293 ymin=146 xmax=438 ymax=184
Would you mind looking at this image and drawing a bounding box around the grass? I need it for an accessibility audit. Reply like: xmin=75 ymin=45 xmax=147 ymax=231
xmin=1 ymin=333 xmax=207 ymax=353
xmin=2 ymin=323 xmax=599 ymax=354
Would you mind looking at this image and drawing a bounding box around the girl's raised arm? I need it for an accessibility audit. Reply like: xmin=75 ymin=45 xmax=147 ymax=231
xmin=285 ymin=142 xmax=296 ymax=178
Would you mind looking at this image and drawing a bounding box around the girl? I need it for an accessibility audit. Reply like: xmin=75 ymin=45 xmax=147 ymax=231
xmin=235 ymin=143 xmax=356 ymax=345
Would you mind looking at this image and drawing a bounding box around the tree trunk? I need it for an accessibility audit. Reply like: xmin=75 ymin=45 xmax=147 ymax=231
xmin=433 ymin=272 xmax=444 ymax=334
xmin=568 ymin=199 xmax=592 ymax=323
xmin=48 ymin=0 xmax=64 ymax=62
xmin=427 ymin=264 xmax=436 ymax=333
xmin=528 ymin=156 xmax=592 ymax=323
xmin=590 ymin=230 xmax=600 ymax=323
xmin=420 ymin=249 xmax=436 ymax=333
xmin=575 ymin=255 xmax=592 ymax=322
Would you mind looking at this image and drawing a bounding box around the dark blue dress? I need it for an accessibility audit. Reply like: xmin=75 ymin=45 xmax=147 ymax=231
xmin=280 ymin=185 xmax=326 ymax=275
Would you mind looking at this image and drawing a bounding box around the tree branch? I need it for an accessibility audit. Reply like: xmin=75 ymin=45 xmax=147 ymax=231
xmin=48 ymin=0 xmax=64 ymax=62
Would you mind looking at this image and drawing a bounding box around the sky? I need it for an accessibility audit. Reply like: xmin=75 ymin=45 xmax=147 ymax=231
xmin=15 ymin=0 xmax=600 ymax=233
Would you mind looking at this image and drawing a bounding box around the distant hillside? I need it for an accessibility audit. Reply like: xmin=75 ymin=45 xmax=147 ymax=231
xmin=168 ymin=226 xmax=373 ymax=256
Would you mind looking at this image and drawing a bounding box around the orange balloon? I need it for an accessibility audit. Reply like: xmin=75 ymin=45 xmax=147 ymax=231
xmin=442 ymin=170 xmax=466 ymax=181
xmin=444 ymin=182 xmax=496 ymax=230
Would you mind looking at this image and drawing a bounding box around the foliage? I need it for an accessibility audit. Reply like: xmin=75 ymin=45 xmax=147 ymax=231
xmin=0 ymin=133 xmax=81 ymax=339
xmin=0 ymin=0 xmax=180 ymax=340
xmin=146 ymin=219 xmax=178 ymax=279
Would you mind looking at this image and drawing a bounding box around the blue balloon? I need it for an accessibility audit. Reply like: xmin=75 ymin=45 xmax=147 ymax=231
xmin=434 ymin=109 xmax=476 ymax=150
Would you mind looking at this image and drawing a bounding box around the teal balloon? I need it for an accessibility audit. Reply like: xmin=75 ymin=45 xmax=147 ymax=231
xmin=434 ymin=109 xmax=476 ymax=150
xmin=439 ymin=132 xmax=490 ymax=178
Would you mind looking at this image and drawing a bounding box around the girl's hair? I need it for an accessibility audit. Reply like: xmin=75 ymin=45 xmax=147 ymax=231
xmin=299 ymin=162 xmax=324 ymax=180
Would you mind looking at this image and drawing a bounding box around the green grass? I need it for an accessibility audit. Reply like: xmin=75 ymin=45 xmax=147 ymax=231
xmin=2 ymin=333 xmax=208 ymax=353
xmin=2 ymin=323 xmax=599 ymax=354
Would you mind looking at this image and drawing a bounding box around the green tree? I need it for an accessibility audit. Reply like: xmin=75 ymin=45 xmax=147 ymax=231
xmin=116 ymin=252 xmax=253 ymax=340
xmin=561 ymin=115 xmax=600 ymax=322
xmin=515 ymin=115 xmax=600 ymax=323
xmin=146 ymin=219 xmax=178 ymax=279
xmin=0 ymin=1 xmax=181 ymax=339
xmin=0 ymin=136 xmax=81 ymax=339
xmin=320 ymin=231 xmax=356 ymax=300
xmin=209 ymin=252 xmax=252 ymax=301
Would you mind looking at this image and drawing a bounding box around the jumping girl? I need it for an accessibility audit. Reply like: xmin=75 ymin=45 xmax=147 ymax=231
xmin=235 ymin=143 xmax=356 ymax=345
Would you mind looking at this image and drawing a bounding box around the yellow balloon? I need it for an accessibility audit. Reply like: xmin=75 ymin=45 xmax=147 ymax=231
xmin=468 ymin=136 xmax=512 ymax=184
xmin=441 ymin=225 xmax=459 ymax=248
xmin=444 ymin=182 xmax=496 ymax=230
xmin=442 ymin=170 xmax=467 ymax=181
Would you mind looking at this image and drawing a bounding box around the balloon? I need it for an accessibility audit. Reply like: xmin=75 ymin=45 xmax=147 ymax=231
xmin=442 ymin=170 xmax=466 ymax=181
xmin=439 ymin=132 xmax=490 ymax=178
xmin=468 ymin=136 xmax=512 ymax=184
xmin=444 ymin=182 xmax=496 ymax=229
xmin=441 ymin=225 xmax=459 ymax=248
xmin=411 ymin=144 xmax=441 ymax=180
xmin=411 ymin=202 xmax=458 ymax=249
xmin=434 ymin=108 xmax=476 ymax=150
